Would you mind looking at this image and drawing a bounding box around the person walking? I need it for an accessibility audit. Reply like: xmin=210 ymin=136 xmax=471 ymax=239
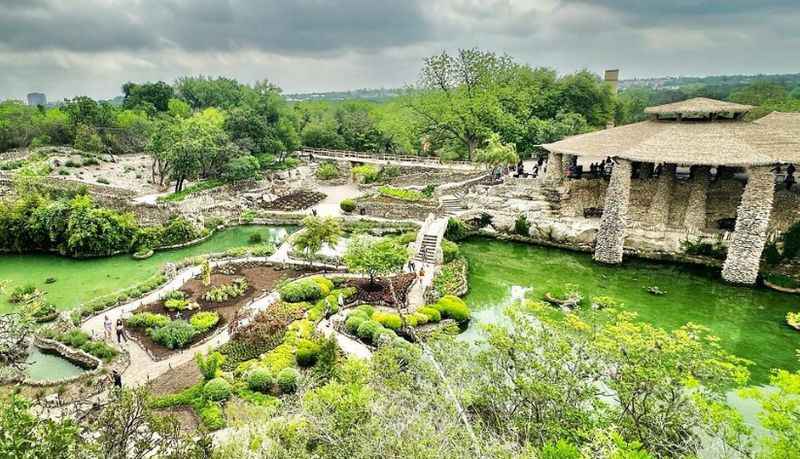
xmin=115 ymin=319 xmax=127 ymax=344
xmin=103 ymin=315 xmax=113 ymax=342
xmin=111 ymin=369 xmax=122 ymax=388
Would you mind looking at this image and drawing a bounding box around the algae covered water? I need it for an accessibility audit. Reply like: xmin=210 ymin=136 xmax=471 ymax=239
xmin=460 ymin=237 xmax=800 ymax=384
xmin=24 ymin=345 xmax=87 ymax=382
xmin=0 ymin=225 xmax=296 ymax=314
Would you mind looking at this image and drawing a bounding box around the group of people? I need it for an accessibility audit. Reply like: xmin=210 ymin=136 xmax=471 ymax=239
xmin=773 ymin=164 xmax=797 ymax=190
xmin=103 ymin=315 xmax=127 ymax=345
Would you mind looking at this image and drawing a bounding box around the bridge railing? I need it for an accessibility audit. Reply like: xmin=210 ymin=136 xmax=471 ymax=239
xmin=299 ymin=147 xmax=477 ymax=168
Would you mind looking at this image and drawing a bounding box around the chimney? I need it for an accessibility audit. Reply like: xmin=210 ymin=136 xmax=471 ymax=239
xmin=604 ymin=69 xmax=619 ymax=129
xmin=604 ymin=69 xmax=619 ymax=95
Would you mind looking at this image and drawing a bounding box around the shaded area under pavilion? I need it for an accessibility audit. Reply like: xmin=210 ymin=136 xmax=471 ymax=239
xmin=542 ymin=97 xmax=800 ymax=285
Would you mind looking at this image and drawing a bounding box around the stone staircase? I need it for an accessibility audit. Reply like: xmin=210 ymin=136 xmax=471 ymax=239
xmin=439 ymin=192 xmax=467 ymax=216
xmin=414 ymin=234 xmax=439 ymax=264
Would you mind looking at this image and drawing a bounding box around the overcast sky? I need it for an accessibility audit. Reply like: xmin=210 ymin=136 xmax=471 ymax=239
xmin=1 ymin=0 xmax=799 ymax=101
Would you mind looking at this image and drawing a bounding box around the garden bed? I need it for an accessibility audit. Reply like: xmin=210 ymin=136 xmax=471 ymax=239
xmin=343 ymin=273 xmax=416 ymax=308
xmin=126 ymin=265 xmax=303 ymax=360
xmin=262 ymin=191 xmax=326 ymax=211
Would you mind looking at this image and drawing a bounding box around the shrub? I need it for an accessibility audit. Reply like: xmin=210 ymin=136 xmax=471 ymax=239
xmin=149 ymin=320 xmax=198 ymax=349
xmin=352 ymin=164 xmax=380 ymax=183
xmin=80 ymin=341 xmax=117 ymax=360
xmin=190 ymin=311 xmax=220 ymax=333
xmin=9 ymin=284 xmax=37 ymax=303
xmin=441 ymin=239 xmax=460 ymax=263
xmin=445 ymin=218 xmax=469 ymax=242
xmin=418 ymin=307 xmax=441 ymax=323
xmin=681 ymin=238 xmax=726 ymax=259
xmin=203 ymin=378 xmax=232 ymax=402
xmin=763 ymin=242 xmax=783 ymax=266
xmin=278 ymin=278 xmax=324 ymax=302
xmin=198 ymin=403 xmax=225 ymax=430
xmin=340 ymin=199 xmax=356 ymax=213
xmin=356 ymin=320 xmax=382 ymax=344
xmin=783 ymin=221 xmax=800 ymax=259
xmin=164 ymin=298 xmax=192 ymax=311
xmin=514 ymin=214 xmax=530 ymax=236
xmin=373 ymin=311 xmax=403 ymax=330
xmin=203 ymin=278 xmax=248 ymax=303
xmin=310 ymin=276 xmax=334 ymax=296
xmin=248 ymin=233 xmax=263 ymax=244
xmin=295 ymin=339 xmax=321 ymax=367
xmin=250 ymin=244 xmax=276 ymax=257
xmin=378 ymin=186 xmax=426 ymax=202
xmin=354 ymin=304 xmax=375 ymax=317
xmin=345 ymin=314 xmax=367 ymax=335
xmin=277 ymin=367 xmax=300 ymax=394
xmin=64 ymin=329 xmax=90 ymax=348
xmin=127 ymin=312 xmax=170 ymax=329
xmin=315 ymin=162 xmax=339 ymax=180
xmin=433 ymin=295 xmax=471 ymax=323
xmin=246 ymin=368 xmax=274 ymax=393
xmin=196 ymin=351 xmax=225 ymax=380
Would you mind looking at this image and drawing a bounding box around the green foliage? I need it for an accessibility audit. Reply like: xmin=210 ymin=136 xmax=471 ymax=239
xmin=198 ymin=403 xmax=225 ymax=430
xmin=356 ymin=320 xmax=382 ymax=344
xmin=764 ymin=242 xmax=783 ymax=266
xmin=343 ymin=235 xmax=410 ymax=283
xmin=293 ymin=216 xmax=343 ymax=265
xmin=352 ymin=164 xmax=380 ymax=183
xmin=445 ymin=218 xmax=470 ymax=242
xmin=279 ymin=278 xmax=325 ymax=302
xmin=345 ymin=314 xmax=368 ymax=335
xmin=164 ymin=298 xmax=192 ymax=311
xmin=246 ymin=368 xmax=274 ymax=393
xmin=783 ymin=221 xmax=800 ymax=259
xmin=195 ymin=351 xmax=225 ymax=380
xmin=475 ymin=132 xmax=519 ymax=166
xmin=248 ymin=232 xmax=263 ymax=244
xmin=377 ymin=185 xmax=427 ymax=202
xmin=681 ymin=238 xmax=727 ymax=259
xmin=0 ymin=395 xmax=80 ymax=459
xmin=340 ymin=198 xmax=356 ymax=212
xmin=203 ymin=278 xmax=248 ymax=303
xmin=148 ymin=320 xmax=198 ymax=349
xmin=514 ymin=214 xmax=530 ymax=236
xmin=222 ymin=155 xmax=261 ymax=182
xmin=9 ymin=284 xmax=38 ymax=303
xmin=315 ymin=162 xmax=340 ymax=180
xmin=441 ymin=239 xmax=460 ymax=263
xmin=295 ymin=339 xmax=321 ymax=367
xmin=372 ymin=311 xmax=403 ymax=330
xmin=276 ymin=367 xmax=300 ymax=394
xmin=418 ymin=307 xmax=442 ymax=323
xmin=431 ymin=295 xmax=471 ymax=323
xmin=203 ymin=377 xmax=232 ymax=402
xmin=73 ymin=124 xmax=104 ymax=152
xmin=156 ymin=179 xmax=225 ymax=203
xmin=540 ymin=440 xmax=582 ymax=459
xmin=126 ymin=312 xmax=170 ymax=329
xmin=190 ymin=311 xmax=221 ymax=333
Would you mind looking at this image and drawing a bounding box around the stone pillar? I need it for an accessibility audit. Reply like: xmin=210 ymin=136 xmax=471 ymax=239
xmin=544 ymin=152 xmax=564 ymax=183
xmin=594 ymin=159 xmax=633 ymax=264
xmin=721 ymin=166 xmax=776 ymax=285
xmin=646 ymin=163 xmax=675 ymax=227
xmin=683 ymin=166 xmax=711 ymax=231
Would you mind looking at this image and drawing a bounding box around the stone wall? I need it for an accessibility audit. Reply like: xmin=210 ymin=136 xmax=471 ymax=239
xmin=355 ymin=197 xmax=441 ymax=220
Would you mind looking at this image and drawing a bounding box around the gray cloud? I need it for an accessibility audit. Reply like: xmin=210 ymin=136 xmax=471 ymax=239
xmin=0 ymin=0 xmax=798 ymax=101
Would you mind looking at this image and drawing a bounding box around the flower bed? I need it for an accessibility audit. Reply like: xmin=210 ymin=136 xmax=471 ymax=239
xmin=343 ymin=273 xmax=416 ymax=308
xmin=429 ymin=257 xmax=468 ymax=302
xmin=262 ymin=191 xmax=326 ymax=211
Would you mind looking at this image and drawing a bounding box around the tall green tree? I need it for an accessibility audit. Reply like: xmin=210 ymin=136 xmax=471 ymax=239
xmin=122 ymin=81 xmax=175 ymax=113
xmin=343 ymin=235 xmax=409 ymax=285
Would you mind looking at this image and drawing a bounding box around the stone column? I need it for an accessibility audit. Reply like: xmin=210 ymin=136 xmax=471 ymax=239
xmin=646 ymin=163 xmax=676 ymax=227
xmin=683 ymin=166 xmax=711 ymax=231
xmin=721 ymin=166 xmax=776 ymax=285
xmin=544 ymin=152 xmax=564 ymax=183
xmin=594 ymin=159 xmax=633 ymax=264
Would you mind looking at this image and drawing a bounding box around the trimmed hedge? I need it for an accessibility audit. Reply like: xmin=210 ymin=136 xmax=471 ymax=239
xmin=441 ymin=239 xmax=460 ymax=263
xmin=295 ymin=339 xmax=321 ymax=367
xmin=126 ymin=312 xmax=170 ymax=329
xmin=190 ymin=311 xmax=220 ymax=333
xmin=246 ymin=368 xmax=274 ymax=393
xmin=148 ymin=320 xmax=198 ymax=349
xmin=340 ymin=199 xmax=356 ymax=212
xmin=431 ymin=295 xmax=471 ymax=323
xmin=278 ymin=278 xmax=325 ymax=302
xmin=203 ymin=378 xmax=232 ymax=402
xmin=277 ymin=367 xmax=300 ymax=393
xmin=373 ymin=311 xmax=403 ymax=330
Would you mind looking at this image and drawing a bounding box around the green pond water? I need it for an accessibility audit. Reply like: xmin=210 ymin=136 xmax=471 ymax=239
xmin=460 ymin=237 xmax=800 ymax=385
xmin=0 ymin=225 xmax=296 ymax=314
xmin=24 ymin=345 xmax=87 ymax=382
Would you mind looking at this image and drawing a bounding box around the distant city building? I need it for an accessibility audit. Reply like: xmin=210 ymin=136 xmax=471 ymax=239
xmin=27 ymin=92 xmax=47 ymax=107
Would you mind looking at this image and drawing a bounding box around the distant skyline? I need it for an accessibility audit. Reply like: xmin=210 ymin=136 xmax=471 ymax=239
xmin=2 ymin=0 xmax=799 ymax=101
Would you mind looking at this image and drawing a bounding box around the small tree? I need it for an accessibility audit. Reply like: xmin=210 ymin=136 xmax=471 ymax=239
xmin=195 ymin=351 xmax=224 ymax=380
xmin=292 ymin=216 xmax=343 ymax=266
xmin=0 ymin=313 xmax=34 ymax=370
xmin=343 ymin=235 xmax=409 ymax=285
xmin=475 ymin=132 xmax=518 ymax=167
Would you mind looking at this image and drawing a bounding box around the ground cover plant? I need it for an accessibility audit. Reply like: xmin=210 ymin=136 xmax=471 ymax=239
xmin=377 ymin=185 xmax=428 ymax=202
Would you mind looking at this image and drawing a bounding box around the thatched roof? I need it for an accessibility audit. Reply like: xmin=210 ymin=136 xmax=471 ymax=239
xmin=644 ymin=97 xmax=753 ymax=116
xmin=542 ymin=111 xmax=800 ymax=167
